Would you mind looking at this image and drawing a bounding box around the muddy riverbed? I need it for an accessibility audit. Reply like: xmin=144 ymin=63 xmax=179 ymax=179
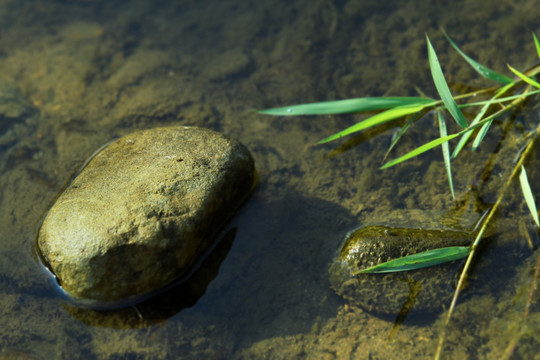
xmin=0 ymin=0 xmax=539 ymax=358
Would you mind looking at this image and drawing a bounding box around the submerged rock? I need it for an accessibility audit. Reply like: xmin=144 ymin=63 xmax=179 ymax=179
xmin=37 ymin=126 xmax=256 ymax=306
xmin=329 ymin=225 xmax=473 ymax=315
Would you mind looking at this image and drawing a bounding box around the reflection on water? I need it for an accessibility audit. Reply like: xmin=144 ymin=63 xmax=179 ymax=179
xmin=0 ymin=0 xmax=539 ymax=358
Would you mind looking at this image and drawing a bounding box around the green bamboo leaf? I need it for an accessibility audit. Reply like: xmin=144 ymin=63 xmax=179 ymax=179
xmin=354 ymin=246 xmax=470 ymax=274
xmin=507 ymin=64 xmax=540 ymax=89
xmin=381 ymin=111 xmax=504 ymax=169
xmin=384 ymin=111 xmax=422 ymax=160
xmin=380 ymin=132 xmax=463 ymax=169
xmin=471 ymin=98 xmax=522 ymax=150
xmin=438 ymin=112 xmax=455 ymax=199
xmin=495 ymin=81 xmax=517 ymax=96
xmin=452 ymin=101 xmax=490 ymax=158
xmin=453 ymin=81 xmax=516 ymax=158
xmin=257 ymin=97 xmax=435 ymax=116
xmin=534 ymin=33 xmax=540 ymax=59
xmin=472 ymin=119 xmax=494 ymax=151
xmin=444 ymin=31 xmax=513 ymax=84
xmin=519 ymin=165 xmax=540 ymax=227
xmin=426 ymin=35 xmax=468 ymax=129
xmin=383 ymin=102 xmax=521 ymax=170
xmin=318 ymin=103 xmax=431 ymax=144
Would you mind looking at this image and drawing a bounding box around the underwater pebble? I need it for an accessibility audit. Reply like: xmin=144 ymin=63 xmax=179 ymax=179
xmin=328 ymin=225 xmax=472 ymax=315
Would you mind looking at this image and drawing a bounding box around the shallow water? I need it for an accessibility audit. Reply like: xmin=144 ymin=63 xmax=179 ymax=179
xmin=0 ymin=0 xmax=539 ymax=358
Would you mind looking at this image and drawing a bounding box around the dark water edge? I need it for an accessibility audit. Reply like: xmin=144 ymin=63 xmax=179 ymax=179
xmin=0 ymin=0 xmax=539 ymax=358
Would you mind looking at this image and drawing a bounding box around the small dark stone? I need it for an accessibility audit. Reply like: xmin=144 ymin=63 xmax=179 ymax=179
xmin=329 ymin=225 xmax=472 ymax=315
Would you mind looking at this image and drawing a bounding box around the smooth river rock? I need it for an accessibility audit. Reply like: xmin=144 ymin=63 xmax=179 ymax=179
xmin=37 ymin=126 xmax=256 ymax=306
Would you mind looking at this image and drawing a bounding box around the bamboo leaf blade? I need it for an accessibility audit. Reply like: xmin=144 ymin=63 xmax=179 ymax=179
xmin=257 ymin=97 xmax=435 ymax=116
xmin=426 ymin=35 xmax=468 ymax=129
xmin=519 ymin=165 xmax=540 ymax=227
xmin=384 ymin=112 xmax=423 ymax=160
xmin=472 ymin=119 xmax=494 ymax=151
xmin=318 ymin=104 xmax=429 ymax=144
xmin=438 ymin=112 xmax=455 ymax=199
xmin=443 ymin=31 xmax=513 ymax=84
xmin=380 ymin=132 xmax=463 ymax=169
xmin=452 ymin=101 xmax=490 ymax=158
xmin=495 ymin=81 xmax=517 ymax=96
xmin=381 ymin=109 xmax=508 ymax=169
xmin=354 ymin=246 xmax=470 ymax=274
xmin=453 ymin=80 xmax=515 ymax=157
xmin=471 ymin=94 xmax=526 ymax=150
xmin=507 ymin=64 xmax=540 ymax=89
xmin=379 ymin=106 xmax=511 ymax=170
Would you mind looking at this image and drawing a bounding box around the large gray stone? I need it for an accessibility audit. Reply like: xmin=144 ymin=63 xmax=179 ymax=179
xmin=37 ymin=126 xmax=256 ymax=306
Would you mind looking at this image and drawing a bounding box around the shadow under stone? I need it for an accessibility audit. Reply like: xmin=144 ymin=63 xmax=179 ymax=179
xmin=63 ymin=227 xmax=238 ymax=328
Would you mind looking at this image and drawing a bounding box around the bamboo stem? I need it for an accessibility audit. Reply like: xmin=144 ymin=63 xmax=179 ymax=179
xmin=434 ymin=121 xmax=540 ymax=360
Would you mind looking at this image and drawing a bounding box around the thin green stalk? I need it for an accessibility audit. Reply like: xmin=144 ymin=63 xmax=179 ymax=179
xmin=434 ymin=123 xmax=540 ymax=360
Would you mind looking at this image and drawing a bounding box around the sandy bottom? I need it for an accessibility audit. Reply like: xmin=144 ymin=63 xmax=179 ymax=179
xmin=0 ymin=0 xmax=539 ymax=358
